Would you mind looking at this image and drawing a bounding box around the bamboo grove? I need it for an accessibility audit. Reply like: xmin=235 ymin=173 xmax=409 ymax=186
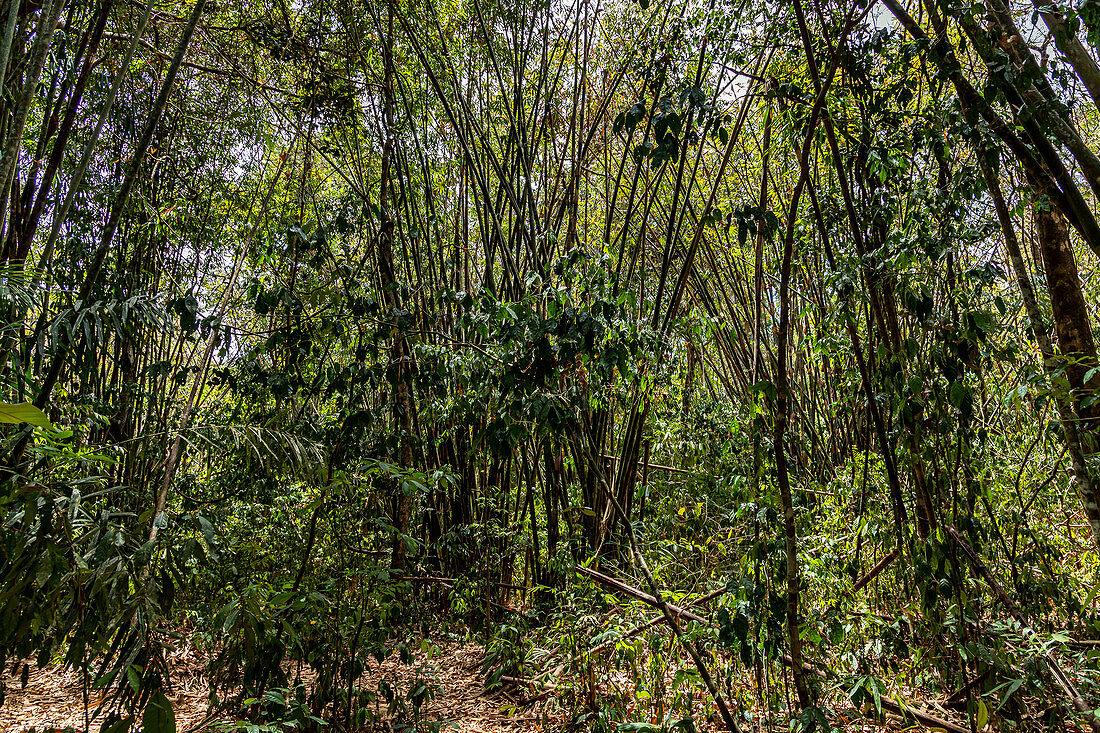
xmin=2 ymin=0 xmax=1100 ymax=730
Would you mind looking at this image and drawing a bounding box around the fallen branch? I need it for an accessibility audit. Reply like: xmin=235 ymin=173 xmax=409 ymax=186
xmin=573 ymin=437 xmax=746 ymax=731
xmin=590 ymin=586 xmax=729 ymax=655
xmin=851 ymin=548 xmax=900 ymax=594
xmin=946 ymin=527 xmax=1024 ymax=618
xmin=497 ymin=674 xmax=558 ymax=705
xmin=831 ymin=549 xmax=902 ymax=616
xmin=575 ymin=565 xmax=708 ymax=624
xmin=595 ymin=473 xmax=743 ymax=732
xmin=877 ymin=697 xmax=970 ymax=733
xmin=531 ymin=587 xmax=726 ymax=683
xmin=781 ymin=654 xmax=827 ymax=679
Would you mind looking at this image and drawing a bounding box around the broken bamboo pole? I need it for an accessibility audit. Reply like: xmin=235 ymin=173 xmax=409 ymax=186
xmin=590 ymin=585 xmax=729 ymax=655
xmin=575 ymin=566 xmax=709 ymax=624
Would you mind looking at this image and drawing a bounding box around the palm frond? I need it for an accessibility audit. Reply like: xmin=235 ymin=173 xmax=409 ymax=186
xmin=0 ymin=262 xmax=44 ymax=314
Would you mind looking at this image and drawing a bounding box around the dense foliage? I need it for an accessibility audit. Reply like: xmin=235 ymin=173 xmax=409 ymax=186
xmin=2 ymin=0 xmax=1100 ymax=730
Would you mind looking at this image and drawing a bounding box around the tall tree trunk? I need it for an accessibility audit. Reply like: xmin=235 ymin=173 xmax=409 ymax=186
xmin=380 ymin=0 xmax=416 ymax=573
xmin=979 ymin=147 xmax=1100 ymax=551
xmin=1034 ymin=199 xmax=1100 ymax=427
xmin=774 ymin=208 xmax=812 ymax=711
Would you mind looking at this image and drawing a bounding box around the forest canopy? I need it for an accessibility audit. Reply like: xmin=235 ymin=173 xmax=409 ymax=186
xmin=1 ymin=0 xmax=1100 ymax=730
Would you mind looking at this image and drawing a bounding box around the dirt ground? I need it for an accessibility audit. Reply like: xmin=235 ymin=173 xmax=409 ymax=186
xmin=0 ymin=642 xmax=553 ymax=733
xmin=0 ymin=640 xmax=984 ymax=733
xmin=0 ymin=640 xmax=214 ymax=732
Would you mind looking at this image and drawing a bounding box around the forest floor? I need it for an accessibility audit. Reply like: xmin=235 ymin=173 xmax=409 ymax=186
xmin=0 ymin=640 xmax=959 ymax=733
xmin=0 ymin=642 xmax=212 ymax=732
xmin=0 ymin=642 xmax=554 ymax=733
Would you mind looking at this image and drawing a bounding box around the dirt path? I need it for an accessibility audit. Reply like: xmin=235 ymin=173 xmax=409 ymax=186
xmin=361 ymin=644 xmax=552 ymax=731
xmin=0 ymin=640 xmax=213 ymax=733
xmin=0 ymin=643 xmax=549 ymax=733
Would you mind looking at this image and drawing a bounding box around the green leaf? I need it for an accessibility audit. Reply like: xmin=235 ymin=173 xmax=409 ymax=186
xmin=798 ymin=705 xmax=830 ymax=733
xmin=143 ymin=690 xmax=176 ymax=733
xmin=126 ymin=665 xmax=141 ymax=693
xmin=264 ymin=689 xmax=287 ymax=705
xmin=996 ymin=678 xmax=1024 ymax=711
xmin=949 ymin=381 xmax=971 ymax=410
xmin=100 ymin=716 xmax=133 ymax=733
xmin=0 ymin=402 xmax=54 ymax=429
xmin=976 ymin=698 xmax=988 ymax=730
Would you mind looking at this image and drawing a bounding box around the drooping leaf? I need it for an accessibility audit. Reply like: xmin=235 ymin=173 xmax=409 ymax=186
xmin=143 ymin=690 xmax=176 ymax=733
xmin=0 ymin=402 xmax=55 ymax=429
